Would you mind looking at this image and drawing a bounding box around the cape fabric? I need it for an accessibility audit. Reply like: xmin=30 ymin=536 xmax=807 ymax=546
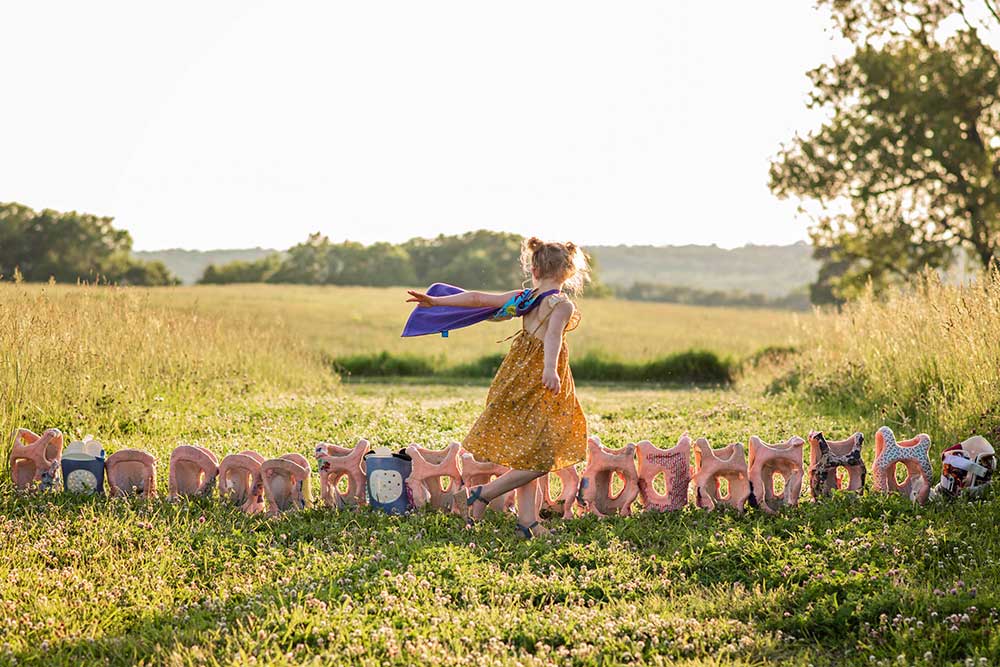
xmin=401 ymin=283 xmax=557 ymax=338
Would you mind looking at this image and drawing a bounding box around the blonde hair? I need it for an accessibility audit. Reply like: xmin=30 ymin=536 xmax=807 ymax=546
xmin=520 ymin=237 xmax=590 ymax=294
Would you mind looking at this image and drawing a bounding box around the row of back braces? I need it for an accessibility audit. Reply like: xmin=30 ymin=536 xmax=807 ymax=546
xmin=8 ymin=426 xmax=997 ymax=516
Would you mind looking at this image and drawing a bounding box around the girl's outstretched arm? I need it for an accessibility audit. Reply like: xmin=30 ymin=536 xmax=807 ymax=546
xmin=541 ymin=301 xmax=574 ymax=393
xmin=406 ymin=289 xmax=520 ymax=309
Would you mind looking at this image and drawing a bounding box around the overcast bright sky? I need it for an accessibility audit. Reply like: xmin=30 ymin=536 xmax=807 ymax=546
xmin=2 ymin=1 xmax=854 ymax=251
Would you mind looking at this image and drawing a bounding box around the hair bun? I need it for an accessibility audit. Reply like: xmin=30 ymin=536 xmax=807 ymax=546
xmin=526 ymin=236 xmax=543 ymax=251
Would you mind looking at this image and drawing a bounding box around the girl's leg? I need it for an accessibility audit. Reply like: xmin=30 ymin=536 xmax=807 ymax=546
xmin=514 ymin=478 xmax=549 ymax=538
xmin=465 ymin=469 xmax=544 ymax=522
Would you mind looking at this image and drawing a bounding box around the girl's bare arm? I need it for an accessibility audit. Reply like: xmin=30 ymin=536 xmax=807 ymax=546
xmin=406 ymin=289 xmax=521 ymax=309
xmin=541 ymin=301 xmax=574 ymax=393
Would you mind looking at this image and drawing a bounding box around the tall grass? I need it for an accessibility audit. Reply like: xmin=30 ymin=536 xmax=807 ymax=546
xmin=787 ymin=270 xmax=1000 ymax=442
xmin=0 ymin=346 xmax=28 ymax=481
xmin=0 ymin=283 xmax=335 ymax=466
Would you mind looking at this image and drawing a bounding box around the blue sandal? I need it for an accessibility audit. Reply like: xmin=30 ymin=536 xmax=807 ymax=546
xmin=464 ymin=486 xmax=489 ymax=526
xmin=515 ymin=521 xmax=542 ymax=539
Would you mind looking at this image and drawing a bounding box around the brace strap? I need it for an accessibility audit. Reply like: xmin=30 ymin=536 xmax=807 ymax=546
xmin=943 ymin=454 xmax=989 ymax=477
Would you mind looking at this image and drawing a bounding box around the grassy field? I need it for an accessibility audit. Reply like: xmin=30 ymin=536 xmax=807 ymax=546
xmin=1 ymin=282 xmax=998 ymax=666
xmin=141 ymin=284 xmax=802 ymax=363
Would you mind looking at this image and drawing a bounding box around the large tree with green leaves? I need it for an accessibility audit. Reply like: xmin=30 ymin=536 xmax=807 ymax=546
xmin=770 ymin=0 xmax=1000 ymax=301
xmin=0 ymin=202 xmax=178 ymax=285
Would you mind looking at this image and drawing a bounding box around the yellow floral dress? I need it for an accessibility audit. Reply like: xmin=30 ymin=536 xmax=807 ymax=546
xmin=463 ymin=294 xmax=587 ymax=472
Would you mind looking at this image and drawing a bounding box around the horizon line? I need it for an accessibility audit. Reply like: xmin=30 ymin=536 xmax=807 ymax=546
xmin=133 ymin=239 xmax=813 ymax=254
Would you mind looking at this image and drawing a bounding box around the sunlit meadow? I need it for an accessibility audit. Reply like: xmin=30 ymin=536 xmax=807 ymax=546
xmin=1 ymin=282 xmax=998 ymax=666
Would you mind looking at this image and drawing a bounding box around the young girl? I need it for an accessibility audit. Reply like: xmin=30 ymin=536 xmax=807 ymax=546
xmin=405 ymin=237 xmax=589 ymax=538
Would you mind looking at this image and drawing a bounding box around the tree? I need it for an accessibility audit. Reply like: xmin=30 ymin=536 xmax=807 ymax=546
xmin=0 ymin=202 xmax=179 ymax=285
xmin=404 ymin=230 xmax=524 ymax=290
xmin=326 ymin=242 xmax=416 ymax=286
xmin=120 ymin=260 xmax=176 ymax=286
xmin=268 ymin=233 xmax=332 ymax=284
xmin=0 ymin=202 xmax=35 ymax=279
xmin=364 ymin=242 xmax=418 ymax=287
xmin=807 ymin=245 xmax=851 ymax=306
xmin=199 ymin=254 xmax=283 ymax=284
xmin=769 ymin=0 xmax=1000 ymax=299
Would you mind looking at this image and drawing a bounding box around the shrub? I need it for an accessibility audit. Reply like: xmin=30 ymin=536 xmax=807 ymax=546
xmin=332 ymin=352 xmax=438 ymax=377
xmin=742 ymin=345 xmax=798 ymax=369
xmin=572 ymin=350 xmax=733 ymax=384
xmin=445 ymin=354 xmax=507 ymax=378
xmin=332 ymin=349 xmax=734 ymax=384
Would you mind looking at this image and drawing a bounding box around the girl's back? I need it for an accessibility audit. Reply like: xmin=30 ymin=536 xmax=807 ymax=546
xmin=519 ymin=292 xmax=578 ymax=342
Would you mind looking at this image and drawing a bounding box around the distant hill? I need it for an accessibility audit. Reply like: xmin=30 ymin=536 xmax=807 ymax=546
xmin=588 ymin=242 xmax=818 ymax=297
xmin=135 ymin=242 xmax=819 ymax=296
xmin=133 ymin=248 xmax=280 ymax=285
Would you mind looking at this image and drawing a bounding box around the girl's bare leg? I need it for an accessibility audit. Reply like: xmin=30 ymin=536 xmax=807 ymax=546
xmin=465 ymin=469 xmax=544 ymax=521
xmin=514 ymin=478 xmax=549 ymax=537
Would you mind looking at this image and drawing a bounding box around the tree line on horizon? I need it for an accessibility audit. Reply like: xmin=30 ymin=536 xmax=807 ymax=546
xmin=613 ymin=282 xmax=812 ymax=311
xmin=198 ymin=233 xmax=819 ymax=309
xmin=0 ymin=202 xmax=812 ymax=309
xmin=199 ymin=230 xmax=616 ymax=295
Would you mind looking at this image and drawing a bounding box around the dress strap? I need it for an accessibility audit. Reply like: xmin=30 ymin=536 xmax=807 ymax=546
xmin=528 ymin=294 xmax=570 ymax=338
xmin=528 ymin=311 xmax=554 ymax=338
xmin=495 ymin=329 xmax=523 ymax=344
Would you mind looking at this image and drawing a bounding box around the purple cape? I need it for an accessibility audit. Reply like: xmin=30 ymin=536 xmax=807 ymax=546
xmin=401 ymin=283 xmax=557 ymax=338
xmin=401 ymin=284 xmax=495 ymax=337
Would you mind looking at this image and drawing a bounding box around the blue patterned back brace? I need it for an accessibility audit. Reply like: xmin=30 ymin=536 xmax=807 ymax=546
xmin=490 ymin=288 xmax=558 ymax=322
